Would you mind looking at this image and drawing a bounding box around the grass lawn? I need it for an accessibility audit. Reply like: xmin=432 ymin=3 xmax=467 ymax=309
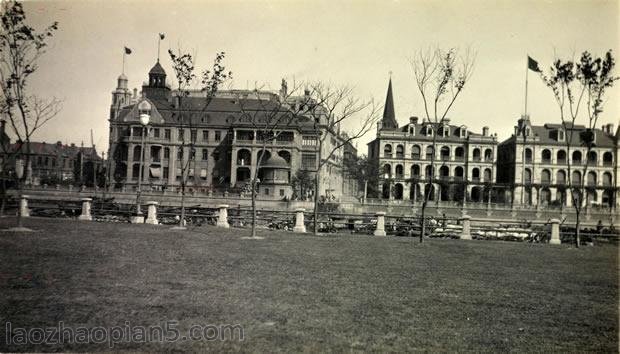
xmin=0 ymin=217 xmax=617 ymax=352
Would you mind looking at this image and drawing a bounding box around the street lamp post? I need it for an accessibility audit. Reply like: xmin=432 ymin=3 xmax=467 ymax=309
xmin=133 ymin=101 xmax=151 ymax=223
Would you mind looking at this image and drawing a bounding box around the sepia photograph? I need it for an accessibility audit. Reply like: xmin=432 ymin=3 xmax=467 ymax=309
xmin=0 ymin=0 xmax=618 ymax=351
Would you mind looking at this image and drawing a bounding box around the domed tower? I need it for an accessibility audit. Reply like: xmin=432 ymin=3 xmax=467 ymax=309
xmin=259 ymin=154 xmax=292 ymax=200
xmin=110 ymin=73 xmax=132 ymax=119
xmin=142 ymin=61 xmax=171 ymax=101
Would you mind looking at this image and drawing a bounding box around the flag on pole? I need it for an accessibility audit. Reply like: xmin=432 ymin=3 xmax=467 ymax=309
xmin=124 ymin=47 xmax=132 ymax=55
xmin=528 ymin=56 xmax=541 ymax=72
xmin=159 ymin=33 xmax=165 ymax=40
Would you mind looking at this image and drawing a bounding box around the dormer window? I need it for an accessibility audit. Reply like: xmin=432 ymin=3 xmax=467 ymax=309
xmin=525 ymin=127 xmax=531 ymax=137
xmin=426 ymin=125 xmax=433 ymax=136
xmin=441 ymin=125 xmax=450 ymax=137
xmin=409 ymin=125 xmax=415 ymax=135
xmin=558 ymin=129 xmax=565 ymax=141
xmin=459 ymin=126 xmax=467 ymax=138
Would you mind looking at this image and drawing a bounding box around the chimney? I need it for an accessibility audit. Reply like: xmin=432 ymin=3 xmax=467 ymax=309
xmin=409 ymin=116 xmax=418 ymax=125
xmin=56 ymin=141 xmax=62 ymax=146
xmin=607 ymin=123 xmax=614 ymax=134
xmin=483 ymin=126 xmax=489 ymax=136
xmin=70 ymin=143 xmax=75 ymax=147
xmin=279 ymin=79 xmax=288 ymax=98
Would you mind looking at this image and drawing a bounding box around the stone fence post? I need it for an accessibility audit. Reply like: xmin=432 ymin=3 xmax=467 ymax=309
xmin=20 ymin=195 xmax=30 ymax=217
xmin=460 ymin=215 xmax=471 ymax=240
xmin=216 ymin=204 xmax=230 ymax=228
xmin=374 ymin=211 xmax=386 ymax=236
xmin=145 ymin=201 xmax=159 ymax=225
xmin=549 ymin=218 xmax=561 ymax=245
xmin=293 ymin=208 xmax=306 ymax=233
xmin=78 ymin=198 xmax=92 ymax=221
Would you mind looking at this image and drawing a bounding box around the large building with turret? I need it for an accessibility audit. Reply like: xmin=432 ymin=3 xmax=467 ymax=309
xmin=368 ymin=79 xmax=499 ymax=203
xmin=106 ymin=60 xmax=357 ymax=200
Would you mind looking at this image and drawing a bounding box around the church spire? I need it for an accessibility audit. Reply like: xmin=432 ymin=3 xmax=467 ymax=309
xmin=381 ymin=77 xmax=398 ymax=130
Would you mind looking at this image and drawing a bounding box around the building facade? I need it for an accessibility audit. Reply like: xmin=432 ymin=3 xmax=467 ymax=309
xmin=368 ymin=79 xmax=499 ymax=203
xmin=107 ymin=61 xmax=357 ymax=200
xmin=497 ymin=115 xmax=619 ymax=209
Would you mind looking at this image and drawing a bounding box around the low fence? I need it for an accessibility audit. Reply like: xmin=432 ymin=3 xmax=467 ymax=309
xmin=3 ymin=194 xmax=619 ymax=245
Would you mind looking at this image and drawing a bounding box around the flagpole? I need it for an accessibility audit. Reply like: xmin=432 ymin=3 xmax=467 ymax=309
xmin=157 ymin=36 xmax=161 ymax=62
xmin=524 ymin=55 xmax=528 ymax=116
xmin=122 ymin=49 xmax=126 ymax=75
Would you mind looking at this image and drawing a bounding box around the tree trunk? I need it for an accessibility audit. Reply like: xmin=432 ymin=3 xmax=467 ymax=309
xmin=419 ymin=199 xmax=426 ymax=243
xmin=251 ymin=177 xmax=257 ymax=238
xmin=0 ymin=178 xmax=6 ymax=217
xmin=575 ymin=211 xmax=581 ymax=248
xmin=313 ymin=167 xmax=320 ymax=235
xmin=179 ymin=181 xmax=186 ymax=227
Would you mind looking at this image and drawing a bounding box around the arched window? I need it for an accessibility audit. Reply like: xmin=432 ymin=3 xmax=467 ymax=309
xmin=396 ymin=145 xmax=404 ymax=158
xmin=472 ymin=168 xmax=480 ymax=180
xmin=587 ymin=151 xmax=597 ymax=165
xmin=484 ymin=148 xmax=493 ymax=161
xmin=603 ymin=151 xmax=613 ymax=166
xmin=483 ymin=168 xmax=492 ymax=182
xmin=473 ymin=148 xmax=481 ymax=161
xmin=557 ymin=150 xmax=567 ymax=164
xmin=440 ymin=146 xmax=450 ymax=160
xmin=425 ymin=165 xmax=434 ymax=177
xmin=395 ymin=164 xmax=404 ymax=178
xmin=237 ymin=149 xmax=251 ymax=166
xmin=411 ymin=164 xmax=420 ymax=177
xmin=542 ymin=149 xmax=551 ymax=163
xmin=455 ymin=147 xmax=464 ymax=161
xmin=572 ymin=170 xmax=581 ymax=185
xmin=425 ymin=146 xmax=434 ymax=160
xmin=587 ymin=171 xmax=597 ymax=186
xmin=454 ymin=166 xmax=464 ymax=180
xmin=572 ymin=150 xmax=582 ymax=165
xmin=439 ymin=165 xmax=450 ymax=179
xmin=525 ymin=148 xmax=532 ymax=163
xmin=411 ymin=145 xmax=421 ymax=159
xmin=383 ymin=144 xmax=392 ymax=158
xmin=524 ymin=168 xmax=532 ymax=184
xmin=603 ymin=172 xmax=612 ymax=186
xmin=426 ymin=125 xmax=433 ymax=136
xmin=541 ymin=169 xmax=551 ymax=184
xmin=278 ymin=150 xmax=291 ymax=164
xmin=383 ymin=164 xmax=392 ymax=178
xmin=556 ymin=170 xmax=566 ymax=184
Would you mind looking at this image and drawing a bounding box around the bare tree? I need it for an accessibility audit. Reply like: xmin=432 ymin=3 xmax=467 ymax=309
xmin=410 ymin=47 xmax=476 ymax=242
xmin=168 ymin=48 xmax=231 ymax=228
xmin=539 ymin=50 xmax=617 ymax=247
xmin=303 ymin=83 xmax=382 ymax=235
xmin=233 ymin=80 xmax=306 ymax=238
xmin=0 ymin=1 xmax=61 ymax=228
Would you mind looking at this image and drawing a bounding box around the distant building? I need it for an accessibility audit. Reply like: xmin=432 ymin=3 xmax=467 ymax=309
xmin=497 ymin=116 xmax=619 ymax=208
xmin=5 ymin=141 xmax=102 ymax=186
xmin=368 ymin=79 xmax=499 ymax=203
xmin=107 ymin=60 xmax=357 ymax=200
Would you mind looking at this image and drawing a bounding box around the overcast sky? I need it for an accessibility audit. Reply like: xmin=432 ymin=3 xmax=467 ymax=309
xmin=22 ymin=0 xmax=619 ymax=155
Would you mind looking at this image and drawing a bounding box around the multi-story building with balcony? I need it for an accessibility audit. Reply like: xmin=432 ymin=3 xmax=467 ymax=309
xmin=367 ymin=79 xmax=499 ymax=203
xmin=107 ymin=60 xmax=356 ymax=200
xmin=497 ymin=115 xmax=619 ymax=209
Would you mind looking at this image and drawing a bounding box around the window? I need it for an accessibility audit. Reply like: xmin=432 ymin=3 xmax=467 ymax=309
xmin=302 ymin=136 xmax=318 ymax=146
xmin=396 ymin=145 xmax=404 ymax=158
xmin=178 ymin=129 xmax=184 ymax=141
xmin=202 ymin=149 xmax=208 ymax=160
xmin=525 ymin=148 xmax=532 ymax=163
xmin=164 ymin=129 xmax=171 ymax=140
xmin=411 ymin=145 xmax=421 ymax=159
xmin=572 ymin=151 xmax=582 ymax=165
xmin=189 ymin=149 xmax=196 ymax=160
xmin=215 ymin=131 xmax=221 ymax=141
xmin=302 ymin=153 xmax=317 ymax=169
xmin=603 ymin=151 xmax=613 ymax=166
xmin=524 ymin=168 xmax=532 ymax=184
xmin=153 ymin=128 xmax=160 ymax=138
xmin=440 ymin=146 xmax=450 ymax=160
xmin=279 ymin=189 xmax=285 ymax=197
xmin=425 ymin=146 xmax=434 ymax=160
xmin=132 ymin=127 xmax=142 ymax=136
xmin=200 ymin=169 xmax=208 ymax=180
xmin=264 ymin=188 xmax=270 ymax=195
xmin=163 ymin=167 xmax=169 ymax=179
xmin=190 ymin=130 xmax=197 ymax=143
xmin=541 ymin=169 xmax=551 ymax=184
xmin=473 ymin=148 xmax=481 ymax=161
xmin=202 ymin=130 xmax=209 ymax=141
xmin=557 ymin=150 xmax=566 ymax=164
xmin=484 ymin=149 xmax=493 ymax=161
xmin=558 ymin=129 xmax=565 ymax=141
xmin=164 ymin=147 xmax=170 ymax=159
xmin=542 ymin=149 xmax=551 ymax=163
xmin=384 ymin=144 xmax=392 ymax=158
xmin=177 ymin=148 xmax=183 ymax=160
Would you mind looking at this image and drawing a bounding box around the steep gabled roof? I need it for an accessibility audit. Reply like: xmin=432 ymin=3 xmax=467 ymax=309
xmin=381 ymin=78 xmax=398 ymax=130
